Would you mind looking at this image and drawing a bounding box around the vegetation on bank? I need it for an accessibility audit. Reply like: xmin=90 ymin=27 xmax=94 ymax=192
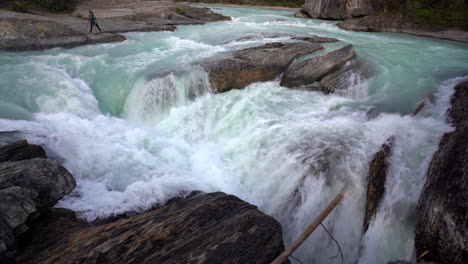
xmin=376 ymin=0 xmax=468 ymax=29
xmin=9 ymin=0 xmax=76 ymax=13
xmin=174 ymin=0 xmax=305 ymax=8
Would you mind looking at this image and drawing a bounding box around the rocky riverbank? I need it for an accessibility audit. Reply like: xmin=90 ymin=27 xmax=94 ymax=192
xmin=0 ymin=4 xmax=230 ymax=51
xmin=0 ymin=140 xmax=286 ymax=264
xmin=337 ymin=15 xmax=468 ymax=43
xmin=295 ymin=0 xmax=468 ymax=43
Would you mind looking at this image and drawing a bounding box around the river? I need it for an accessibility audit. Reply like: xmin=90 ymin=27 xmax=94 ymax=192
xmin=1 ymin=6 xmax=468 ymax=263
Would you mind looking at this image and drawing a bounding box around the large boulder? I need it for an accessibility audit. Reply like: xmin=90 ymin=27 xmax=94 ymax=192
xmin=300 ymin=0 xmax=374 ymax=20
xmin=202 ymin=42 xmax=323 ymax=93
xmin=415 ymin=80 xmax=468 ymax=264
xmin=280 ymin=44 xmax=355 ymax=88
xmin=16 ymin=192 xmax=286 ymax=264
xmin=0 ymin=158 xmax=75 ymax=260
xmin=0 ymin=140 xmax=46 ymax=162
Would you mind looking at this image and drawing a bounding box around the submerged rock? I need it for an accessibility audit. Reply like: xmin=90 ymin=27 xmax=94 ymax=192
xmin=202 ymin=42 xmax=323 ymax=93
xmin=0 ymin=140 xmax=46 ymax=162
xmin=363 ymin=137 xmax=394 ymax=232
xmin=292 ymin=35 xmax=338 ymax=43
xmin=300 ymin=0 xmax=374 ymax=20
xmin=280 ymin=44 xmax=355 ymax=88
xmin=0 ymin=158 xmax=75 ymax=259
xmin=415 ymin=80 xmax=468 ymax=264
xmin=16 ymin=192 xmax=286 ymax=264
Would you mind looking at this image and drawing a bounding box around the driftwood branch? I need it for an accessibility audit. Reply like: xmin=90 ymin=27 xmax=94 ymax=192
xmin=270 ymin=187 xmax=347 ymax=264
xmin=320 ymin=223 xmax=343 ymax=264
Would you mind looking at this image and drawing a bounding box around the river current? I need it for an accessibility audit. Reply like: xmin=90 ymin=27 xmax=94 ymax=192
xmin=1 ymin=6 xmax=468 ymax=263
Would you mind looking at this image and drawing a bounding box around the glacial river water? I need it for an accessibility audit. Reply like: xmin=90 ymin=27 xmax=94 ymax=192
xmin=1 ymin=6 xmax=468 ymax=263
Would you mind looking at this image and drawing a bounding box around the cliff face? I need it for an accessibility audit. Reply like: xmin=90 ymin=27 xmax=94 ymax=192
xmin=300 ymin=0 xmax=374 ymax=19
xmin=415 ymin=80 xmax=468 ymax=264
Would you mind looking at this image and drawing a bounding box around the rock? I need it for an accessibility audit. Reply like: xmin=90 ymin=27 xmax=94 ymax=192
xmin=0 ymin=140 xmax=46 ymax=162
xmin=280 ymin=44 xmax=355 ymax=88
xmin=337 ymin=15 xmax=468 ymax=43
xmin=320 ymin=58 xmax=374 ymax=94
xmin=300 ymin=0 xmax=374 ymax=20
xmin=292 ymin=35 xmax=338 ymax=43
xmin=363 ymin=137 xmax=394 ymax=232
xmin=387 ymin=261 xmax=412 ymax=264
xmin=16 ymin=192 xmax=286 ymax=264
xmin=294 ymin=10 xmax=310 ymax=18
xmin=175 ymin=6 xmax=231 ymax=22
xmin=0 ymin=158 xmax=75 ymax=259
xmin=415 ymin=80 xmax=468 ymax=264
xmin=202 ymin=42 xmax=323 ymax=93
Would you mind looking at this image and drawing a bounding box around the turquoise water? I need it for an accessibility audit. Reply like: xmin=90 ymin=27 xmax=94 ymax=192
xmin=1 ymin=6 xmax=468 ymax=263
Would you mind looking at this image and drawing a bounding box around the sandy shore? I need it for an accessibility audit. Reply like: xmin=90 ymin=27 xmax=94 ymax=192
xmin=191 ymin=2 xmax=299 ymax=11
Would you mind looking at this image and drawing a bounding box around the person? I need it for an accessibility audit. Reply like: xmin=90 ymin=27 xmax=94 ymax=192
xmin=88 ymin=10 xmax=102 ymax=33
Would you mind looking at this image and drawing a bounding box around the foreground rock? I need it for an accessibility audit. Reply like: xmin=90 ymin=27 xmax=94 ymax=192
xmin=415 ymin=80 xmax=468 ymax=264
xmin=16 ymin=192 xmax=286 ymax=264
xmin=0 ymin=140 xmax=46 ymax=162
xmin=363 ymin=137 xmax=394 ymax=232
xmin=337 ymin=15 xmax=468 ymax=43
xmin=298 ymin=0 xmax=374 ymax=19
xmin=280 ymin=44 xmax=355 ymax=88
xmin=202 ymin=42 xmax=323 ymax=93
xmin=0 ymin=148 xmax=75 ymax=260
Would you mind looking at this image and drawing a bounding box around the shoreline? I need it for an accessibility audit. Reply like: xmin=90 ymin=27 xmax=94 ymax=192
xmin=191 ymin=2 xmax=299 ymax=11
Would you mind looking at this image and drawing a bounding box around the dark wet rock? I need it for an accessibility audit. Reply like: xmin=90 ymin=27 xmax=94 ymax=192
xmin=280 ymin=44 xmax=355 ymax=88
xmin=0 ymin=158 xmax=75 ymax=259
xmin=415 ymin=80 xmax=468 ymax=264
xmin=292 ymin=35 xmax=338 ymax=43
xmin=363 ymin=137 xmax=394 ymax=232
xmin=320 ymin=58 xmax=374 ymax=94
xmin=300 ymin=0 xmax=374 ymax=20
xmin=202 ymin=42 xmax=323 ymax=93
xmin=0 ymin=140 xmax=46 ymax=162
xmin=337 ymin=15 xmax=468 ymax=43
xmin=16 ymin=192 xmax=286 ymax=264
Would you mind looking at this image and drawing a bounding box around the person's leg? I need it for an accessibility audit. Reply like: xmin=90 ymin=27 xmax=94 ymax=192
xmin=95 ymin=23 xmax=102 ymax=33
xmin=90 ymin=22 xmax=93 ymax=33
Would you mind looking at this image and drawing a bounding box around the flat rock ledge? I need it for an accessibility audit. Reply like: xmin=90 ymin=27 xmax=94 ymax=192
xmin=415 ymin=80 xmax=468 ymax=264
xmin=202 ymin=42 xmax=324 ymax=93
xmin=15 ymin=192 xmax=286 ymax=264
xmin=280 ymin=44 xmax=355 ymax=88
xmin=0 ymin=6 xmax=230 ymax=51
